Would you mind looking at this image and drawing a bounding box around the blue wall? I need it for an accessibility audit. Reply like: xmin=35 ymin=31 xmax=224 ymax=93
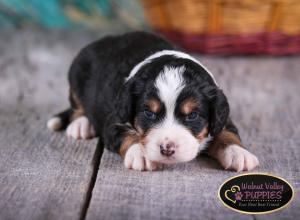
xmin=0 ymin=0 xmax=145 ymax=29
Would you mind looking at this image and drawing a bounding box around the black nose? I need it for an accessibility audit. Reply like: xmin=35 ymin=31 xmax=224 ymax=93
xmin=160 ymin=142 xmax=175 ymax=156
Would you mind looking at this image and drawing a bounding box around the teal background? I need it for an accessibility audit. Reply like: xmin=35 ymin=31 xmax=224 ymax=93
xmin=0 ymin=0 xmax=145 ymax=29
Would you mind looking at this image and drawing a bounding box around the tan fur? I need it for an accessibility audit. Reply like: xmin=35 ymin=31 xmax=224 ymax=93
xmin=134 ymin=118 xmax=144 ymax=135
xmin=134 ymin=118 xmax=151 ymax=147
xmin=207 ymin=130 xmax=243 ymax=155
xmin=146 ymin=98 xmax=161 ymax=113
xmin=207 ymin=130 xmax=259 ymax=172
xmin=119 ymin=132 xmax=140 ymax=157
xmin=197 ymin=126 xmax=209 ymax=141
xmin=69 ymin=90 xmax=84 ymax=121
xmin=180 ymin=98 xmax=198 ymax=115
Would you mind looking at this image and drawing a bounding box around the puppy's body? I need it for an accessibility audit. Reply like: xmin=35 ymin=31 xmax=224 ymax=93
xmin=48 ymin=31 xmax=259 ymax=171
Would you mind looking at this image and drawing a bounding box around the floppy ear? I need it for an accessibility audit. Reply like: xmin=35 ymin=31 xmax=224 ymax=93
xmin=102 ymin=81 xmax=136 ymax=153
xmin=204 ymin=86 xmax=230 ymax=136
xmin=115 ymin=81 xmax=136 ymax=123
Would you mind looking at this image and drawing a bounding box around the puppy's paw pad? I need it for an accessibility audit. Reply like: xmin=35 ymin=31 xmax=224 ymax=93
xmin=66 ymin=116 xmax=95 ymax=139
xmin=124 ymin=144 xmax=160 ymax=171
xmin=218 ymin=144 xmax=259 ymax=172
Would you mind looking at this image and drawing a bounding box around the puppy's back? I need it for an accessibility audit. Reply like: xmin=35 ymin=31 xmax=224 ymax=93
xmin=68 ymin=31 xmax=174 ymax=133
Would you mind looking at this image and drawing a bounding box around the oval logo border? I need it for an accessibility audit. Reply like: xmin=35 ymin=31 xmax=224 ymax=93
xmin=218 ymin=173 xmax=295 ymax=215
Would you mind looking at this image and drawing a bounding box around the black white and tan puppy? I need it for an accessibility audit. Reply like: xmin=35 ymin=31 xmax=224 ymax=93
xmin=47 ymin=31 xmax=259 ymax=172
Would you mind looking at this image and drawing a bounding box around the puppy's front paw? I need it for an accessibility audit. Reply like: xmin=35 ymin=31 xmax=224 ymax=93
xmin=124 ymin=144 xmax=161 ymax=171
xmin=217 ymin=144 xmax=259 ymax=172
xmin=66 ymin=116 xmax=95 ymax=139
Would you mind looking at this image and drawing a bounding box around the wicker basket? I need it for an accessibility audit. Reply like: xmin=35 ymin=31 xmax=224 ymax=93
xmin=141 ymin=0 xmax=300 ymax=54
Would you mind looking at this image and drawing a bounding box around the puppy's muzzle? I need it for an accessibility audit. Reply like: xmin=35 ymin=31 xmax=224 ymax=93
xmin=159 ymin=141 xmax=176 ymax=157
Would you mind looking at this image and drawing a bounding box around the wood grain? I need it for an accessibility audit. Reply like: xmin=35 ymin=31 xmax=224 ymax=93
xmin=86 ymin=56 xmax=300 ymax=220
xmin=0 ymin=30 xmax=100 ymax=220
xmin=1 ymin=29 xmax=300 ymax=220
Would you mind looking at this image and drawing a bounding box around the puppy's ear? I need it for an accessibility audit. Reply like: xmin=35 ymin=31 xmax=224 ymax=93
xmin=204 ymin=86 xmax=229 ymax=136
xmin=102 ymin=81 xmax=136 ymax=153
xmin=115 ymin=81 xmax=136 ymax=123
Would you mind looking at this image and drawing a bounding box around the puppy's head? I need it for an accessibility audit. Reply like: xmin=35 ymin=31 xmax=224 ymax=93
xmin=123 ymin=57 xmax=229 ymax=164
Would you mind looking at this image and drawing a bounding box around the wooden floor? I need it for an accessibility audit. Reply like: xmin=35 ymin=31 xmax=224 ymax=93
xmin=0 ymin=29 xmax=299 ymax=220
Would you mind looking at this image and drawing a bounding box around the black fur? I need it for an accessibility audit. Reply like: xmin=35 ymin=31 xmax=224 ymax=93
xmin=53 ymin=108 xmax=73 ymax=130
xmin=68 ymin=31 xmax=174 ymax=152
xmin=53 ymin=31 xmax=236 ymax=153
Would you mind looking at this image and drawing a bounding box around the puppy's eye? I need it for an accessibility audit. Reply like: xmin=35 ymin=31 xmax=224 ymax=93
xmin=185 ymin=111 xmax=199 ymax=121
xmin=144 ymin=109 xmax=157 ymax=120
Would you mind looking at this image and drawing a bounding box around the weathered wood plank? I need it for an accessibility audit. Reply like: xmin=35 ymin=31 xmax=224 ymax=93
xmin=86 ymin=56 xmax=300 ymax=220
xmin=1 ymin=29 xmax=299 ymax=220
xmin=0 ymin=111 xmax=98 ymax=220
xmin=0 ymin=30 xmax=100 ymax=220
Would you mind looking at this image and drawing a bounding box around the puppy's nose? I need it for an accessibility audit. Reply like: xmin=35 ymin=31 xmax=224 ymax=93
xmin=160 ymin=142 xmax=175 ymax=156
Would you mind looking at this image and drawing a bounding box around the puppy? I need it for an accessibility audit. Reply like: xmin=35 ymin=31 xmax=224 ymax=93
xmin=47 ymin=31 xmax=259 ymax=172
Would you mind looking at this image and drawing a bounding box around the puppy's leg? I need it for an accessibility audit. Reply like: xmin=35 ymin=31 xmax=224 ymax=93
xmin=65 ymin=90 xmax=95 ymax=139
xmin=47 ymin=108 xmax=72 ymax=131
xmin=118 ymin=132 xmax=161 ymax=171
xmin=207 ymin=129 xmax=259 ymax=172
xmin=47 ymin=89 xmax=95 ymax=139
xmin=66 ymin=116 xmax=95 ymax=139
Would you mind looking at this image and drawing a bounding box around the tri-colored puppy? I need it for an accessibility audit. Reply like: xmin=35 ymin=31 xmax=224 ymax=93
xmin=47 ymin=31 xmax=259 ymax=172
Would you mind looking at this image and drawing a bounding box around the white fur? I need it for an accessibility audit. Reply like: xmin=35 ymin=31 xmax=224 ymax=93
xmin=66 ymin=116 xmax=95 ymax=139
xmin=216 ymin=144 xmax=259 ymax=172
xmin=144 ymin=125 xmax=209 ymax=164
xmin=126 ymin=50 xmax=218 ymax=86
xmin=47 ymin=117 xmax=62 ymax=131
xmin=141 ymin=66 xmax=209 ymax=164
xmin=155 ymin=66 xmax=185 ymax=119
xmin=124 ymin=143 xmax=161 ymax=171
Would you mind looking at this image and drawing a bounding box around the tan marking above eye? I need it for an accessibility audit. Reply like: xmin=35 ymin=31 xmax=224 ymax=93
xmin=180 ymin=98 xmax=198 ymax=115
xmin=146 ymin=98 xmax=162 ymax=113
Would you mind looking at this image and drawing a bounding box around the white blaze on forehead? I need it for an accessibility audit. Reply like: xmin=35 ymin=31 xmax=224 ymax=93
xmin=155 ymin=66 xmax=185 ymax=125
